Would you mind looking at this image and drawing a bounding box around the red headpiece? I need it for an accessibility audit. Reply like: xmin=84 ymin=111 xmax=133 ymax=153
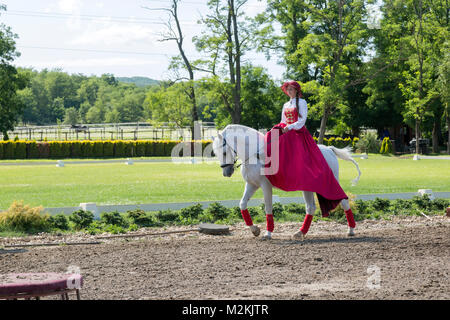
xmin=281 ymin=81 xmax=303 ymax=97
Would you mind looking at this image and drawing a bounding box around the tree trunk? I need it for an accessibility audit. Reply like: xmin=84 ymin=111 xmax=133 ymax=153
xmin=415 ymin=118 xmax=421 ymax=154
xmin=432 ymin=116 xmax=440 ymax=154
xmin=352 ymin=126 xmax=360 ymax=137
xmin=447 ymin=114 xmax=450 ymax=155
xmin=318 ymin=107 xmax=331 ymax=144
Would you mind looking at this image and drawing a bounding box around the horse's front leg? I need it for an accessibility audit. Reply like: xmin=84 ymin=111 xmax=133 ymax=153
xmin=260 ymin=179 xmax=274 ymax=240
xmin=240 ymin=182 xmax=260 ymax=236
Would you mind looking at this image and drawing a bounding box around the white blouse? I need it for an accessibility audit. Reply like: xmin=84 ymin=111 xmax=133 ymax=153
xmin=281 ymin=97 xmax=308 ymax=130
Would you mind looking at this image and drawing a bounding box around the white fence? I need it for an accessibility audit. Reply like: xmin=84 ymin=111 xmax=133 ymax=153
xmin=4 ymin=122 xmax=219 ymax=141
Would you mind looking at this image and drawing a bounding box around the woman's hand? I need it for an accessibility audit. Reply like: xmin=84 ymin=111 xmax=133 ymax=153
xmin=282 ymin=127 xmax=289 ymax=134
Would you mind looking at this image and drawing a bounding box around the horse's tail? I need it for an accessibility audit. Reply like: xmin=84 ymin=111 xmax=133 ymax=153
xmin=328 ymin=146 xmax=362 ymax=186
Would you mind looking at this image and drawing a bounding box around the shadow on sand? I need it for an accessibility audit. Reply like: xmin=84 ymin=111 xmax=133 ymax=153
xmin=267 ymin=235 xmax=387 ymax=246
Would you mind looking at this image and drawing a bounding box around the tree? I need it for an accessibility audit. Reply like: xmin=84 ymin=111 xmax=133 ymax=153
xmin=437 ymin=41 xmax=450 ymax=154
xmin=144 ymin=0 xmax=200 ymax=139
xmin=63 ymin=107 xmax=80 ymax=125
xmin=388 ymin=0 xmax=449 ymax=154
xmin=0 ymin=5 xmax=28 ymax=139
xmin=240 ymin=64 xmax=286 ymax=130
xmin=143 ymin=82 xmax=193 ymax=128
xmin=257 ymin=0 xmax=372 ymax=143
xmin=194 ymin=0 xmax=256 ymax=124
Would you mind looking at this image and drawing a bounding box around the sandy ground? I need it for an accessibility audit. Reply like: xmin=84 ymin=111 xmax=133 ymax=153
xmin=0 ymin=215 xmax=449 ymax=300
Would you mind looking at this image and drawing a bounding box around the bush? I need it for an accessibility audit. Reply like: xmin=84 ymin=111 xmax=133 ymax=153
xmin=180 ymin=203 xmax=203 ymax=219
xmin=371 ymin=197 xmax=391 ymax=211
xmin=260 ymin=202 xmax=285 ymax=218
xmin=71 ymin=141 xmax=82 ymax=158
xmin=103 ymin=141 xmax=114 ymax=157
xmin=0 ymin=201 xmax=50 ymax=233
xmin=100 ymin=211 xmax=127 ymax=227
xmin=14 ymin=140 xmax=27 ymax=159
xmin=355 ymin=199 xmax=370 ymax=214
xmin=389 ymin=199 xmax=412 ymax=215
xmin=155 ymin=209 xmax=180 ymax=224
xmin=48 ymin=214 xmax=70 ymax=230
xmin=380 ymin=137 xmax=393 ymax=154
xmin=356 ymin=131 xmax=380 ymax=153
xmin=430 ymin=198 xmax=450 ymax=211
xmin=26 ymin=141 xmax=40 ymax=159
xmin=284 ymin=203 xmax=306 ymax=215
xmin=411 ymin=194 xmax=432 ymax=210
xmin=204 ymin=202 xmax=230 ymax=221
xmin=102 ymin=224 xmax=127 ymax=234
xmin=126 ymin=209 xmax=157 ymax=227
xmin=69 ymin=210 xmax=94 ymax=230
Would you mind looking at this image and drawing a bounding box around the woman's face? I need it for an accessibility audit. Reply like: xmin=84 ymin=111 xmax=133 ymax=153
xmin=286 ymin=85 xmax=297 ymax=99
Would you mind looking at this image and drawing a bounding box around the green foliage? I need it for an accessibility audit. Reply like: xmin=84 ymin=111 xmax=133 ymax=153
xmin=48 ymin=213 xmax=70 ymax=230
xmin=260 ymin=202 xmax=285 ymax=218
xmin=411 ymin=194 xmax=433 ymax=211
xmin=0 ymin=12 xmax=29 ymax=139
xmin=100 ymin=211 xmax=127 ymax=227
xmin=1 ymin=195 xmax=449 ymax=236
xmin=180 ymin=203 xmax=203 ymax=219
xmin=204 ymin=202 xmax=230 ymax=221
xmin=69 ymin=209 xmax=94 ymax=230
xmin=0 ymin=201 xmax=50 ymax=233
xmin=126 ymin=209 xmax=158 ymax=227
xmin=356 ymin=131 xmax=380 ymax=153
xmin=380 ymin=137 xmax=393 ymax=154
xmin=371 ymin=197 xmax=391 ymax=211
xmin=283 ymin=203 xmax=306 ymax=215
xmin=155 ymin=209 xmax=180 ymax=224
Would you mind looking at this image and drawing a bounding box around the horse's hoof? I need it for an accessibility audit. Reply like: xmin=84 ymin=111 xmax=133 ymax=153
xmin=348 ymin=228 xmax=355 ymax=237
xmin=250 ymin=225 xmax=260 ymax=237
xmin=261 ymin=231 xmax=272 ymax=240
xmin=292 ymin=230 xmax=305 ymax=241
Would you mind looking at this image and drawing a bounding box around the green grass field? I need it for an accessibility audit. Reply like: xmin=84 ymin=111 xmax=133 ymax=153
xmin=1 ymin=154 xmax=449 ymax=209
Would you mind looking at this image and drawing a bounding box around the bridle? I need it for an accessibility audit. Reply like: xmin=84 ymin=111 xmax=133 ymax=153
xmin=220 ymin=135 xmax=261 ymax=170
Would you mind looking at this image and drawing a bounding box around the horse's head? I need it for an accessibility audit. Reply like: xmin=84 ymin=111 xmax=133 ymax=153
xmin=212 ymin=132 xmax=237 ymax=177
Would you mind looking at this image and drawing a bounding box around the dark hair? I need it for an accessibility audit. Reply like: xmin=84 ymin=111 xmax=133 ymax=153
xmin=296 ymin=90 xmax=302 ymax=118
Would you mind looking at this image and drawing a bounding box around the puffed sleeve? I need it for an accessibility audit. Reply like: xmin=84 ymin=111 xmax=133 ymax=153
xmin=287 ymin=99 xmax=308 ymax=130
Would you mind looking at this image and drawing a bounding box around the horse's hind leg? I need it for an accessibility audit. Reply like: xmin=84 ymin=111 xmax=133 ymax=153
xmin=260 ymin=179 xmax=274 ymax=240
xmin=240 ymin=182 xmax=260 ymax=236
xmin=340 ymin=199 xmax=356 ymax=236
xmin=293 ymin=191 xmax=315 ymax=240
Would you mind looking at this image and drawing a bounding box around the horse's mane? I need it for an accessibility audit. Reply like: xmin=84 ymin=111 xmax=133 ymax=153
xmin=212 ymin=124 xmax=265 ymax=157
xmin=222 ymin=124 xmax=265 ymax=139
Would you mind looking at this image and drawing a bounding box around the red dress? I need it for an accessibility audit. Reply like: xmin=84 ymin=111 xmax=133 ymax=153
xmin=263 ymin=105 xmax=348 ymax=217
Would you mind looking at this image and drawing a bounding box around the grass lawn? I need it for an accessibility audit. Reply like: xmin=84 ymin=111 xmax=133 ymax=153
xmin=1 ymin=154 xmax=449 ymax=209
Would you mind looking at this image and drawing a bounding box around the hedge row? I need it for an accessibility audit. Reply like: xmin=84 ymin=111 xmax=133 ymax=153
xmin=313 ymin=136 xmax=360 ymax=149
xmin=0 ymin=140 xmax=213 ymax=159
xmin=0 ymin=136 xmax=359 ymax=160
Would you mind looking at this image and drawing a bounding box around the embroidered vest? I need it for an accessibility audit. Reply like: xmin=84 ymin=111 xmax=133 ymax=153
xmin=284 ymin=107 xmax=299 ymax=125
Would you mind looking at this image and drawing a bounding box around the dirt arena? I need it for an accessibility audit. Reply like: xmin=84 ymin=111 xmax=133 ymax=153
xmin=1 ymin=215 xmax=449 ymax=300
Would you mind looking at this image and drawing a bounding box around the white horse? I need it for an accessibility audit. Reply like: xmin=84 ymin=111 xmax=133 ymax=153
xmin=212 ymin=124 xmax=361 ymax=240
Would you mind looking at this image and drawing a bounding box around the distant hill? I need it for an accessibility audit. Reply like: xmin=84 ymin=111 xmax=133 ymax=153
xmin=117 ymin=76 xmax=159 ymax=87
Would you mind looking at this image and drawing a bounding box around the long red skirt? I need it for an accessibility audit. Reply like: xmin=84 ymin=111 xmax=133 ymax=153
xmin=263 ymin=123 xmax=348 ymax=217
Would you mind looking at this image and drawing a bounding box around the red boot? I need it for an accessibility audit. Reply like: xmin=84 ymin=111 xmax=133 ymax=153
xmin=300 ymin=214 xmax=313 ymax=235
xmin=266 ymin=214 xmax=274 ymax=233
xmin=345 ymin=209 xmax=356 ymax=228
xmin=241 ymin=209 xmax=253 ymax=226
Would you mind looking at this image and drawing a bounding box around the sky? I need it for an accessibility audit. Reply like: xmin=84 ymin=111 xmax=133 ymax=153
xmin=0 ymin=0 xmax=286 ymax=81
